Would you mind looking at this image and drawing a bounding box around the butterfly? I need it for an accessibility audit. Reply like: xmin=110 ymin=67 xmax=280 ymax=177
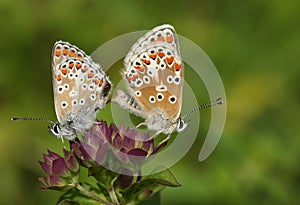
xmin=113 ymin=25 xmax=223 ymax=144
xmin=113 ymin=24 xmax=187 ymax=142
xmin=12 ymin=41 xmax=112 ymax=141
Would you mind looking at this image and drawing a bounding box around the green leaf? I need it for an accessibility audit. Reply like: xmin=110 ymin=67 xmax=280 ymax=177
xmin=89 ymin=165 xmax=119 ymax=188
xmin=120 ymin=168 xmax=181 ymax=203
xmin=57 ymin=183 xmax=109 ymax=205
xmin=147 ymin=168 xmax=181 ymax=187
xmin=140 ymin=192 xmax=161 ymax=205
xmin=57 ymin=199 xmax=81 ymax=205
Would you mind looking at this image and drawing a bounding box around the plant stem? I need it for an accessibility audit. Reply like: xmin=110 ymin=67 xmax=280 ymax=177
xmin=75 ymin=183 xmax=113 ymax=205
xmin=109 ymin=177 xmax=120 ymax=205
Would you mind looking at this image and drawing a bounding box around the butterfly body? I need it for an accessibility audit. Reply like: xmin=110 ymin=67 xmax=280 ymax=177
xmin=49 ymin=41 xmax=111 ymax=140
xmin=114 ymin=25 xmax=188 ymax=137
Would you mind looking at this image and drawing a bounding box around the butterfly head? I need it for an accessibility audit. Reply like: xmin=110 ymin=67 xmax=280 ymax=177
xmin=48 ymin=122 xmax=76 ymax=140
xmin=48 ymin=123 xmax=61 ymax=138
xmin=176 ymin=118 xmax=189 ymax=132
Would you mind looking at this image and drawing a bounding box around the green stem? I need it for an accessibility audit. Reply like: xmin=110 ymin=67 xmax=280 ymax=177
xmin=108 ymin=177 xmax=120 ymax=205
xmin=75 ymin=183 xmax=113 ymax=205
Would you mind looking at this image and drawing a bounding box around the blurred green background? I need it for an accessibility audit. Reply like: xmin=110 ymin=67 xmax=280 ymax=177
xmin=1 ymin=0 xmax=299 ymax=204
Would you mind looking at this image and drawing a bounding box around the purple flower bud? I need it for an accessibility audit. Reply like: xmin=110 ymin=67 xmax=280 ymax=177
xmin=52 ymin=158 xmax=69 ymax=177
xmin=38 ymin=175 xmax=68 ymax=190
xmin=38 ymin=149 xmax=79 ymax=190
xmin=64 ymin=149 xmax=79 ymax=173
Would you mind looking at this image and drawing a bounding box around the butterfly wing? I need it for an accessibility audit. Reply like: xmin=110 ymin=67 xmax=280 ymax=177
xmin=52 ymin=41 xmax=111 ymax=135
xmin=123 ymin=25 xmax=183 ymax=120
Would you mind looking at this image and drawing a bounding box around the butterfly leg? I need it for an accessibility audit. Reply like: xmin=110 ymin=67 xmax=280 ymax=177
xmin=60 ymin=136 xmax=67 ymax=149
xmin=113 ymin=90 xmax=144 ymax=117
xmin=135 ymin=121 xmax=145 ymax=129
xmin=157 ymin=133 xmax=172 ymax=148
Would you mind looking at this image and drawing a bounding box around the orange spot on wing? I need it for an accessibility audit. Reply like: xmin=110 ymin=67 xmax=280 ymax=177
xmin=157 ymin=36 xmax=165 ymax=42
xmin=166 ymin=56 xmax=174 ymax=64
xmin=69 ymin=63 xmax=74 ymax=68
xmin=63 ymin=49 xmax=69 ymax=55
xmin=69 ymin=51 xmax=75 ymax=57
xmin=55 ymin=50 xmax=61 ymax=57
xmin=88 ymin=72 xmax=95 ymax=78
xmin=175 ymin=62 xmax=181 ymax=71
xmin=93 ymin=79 xmax=103 ymax=86
xmin=166 ymin=35 xmax=173 ymax=43
xmin=57 ymin=74 xmax=62 ymax=81
xmin=127 ymin=74 xmax=138 ymax=82
xmin=141 ymin=59 xmax=150 ymax=65
xmin=149 ymin=53 xmax=157 ymax=59
xmin=157 ymin=52 xmax=165 ymax=58
xmin=76 ymin=63 xmax=82 ymax=69
xmin=76 ymin=55 xmax=83 ymax=60
xmin=61 ymin=68 xmax=68 ymax=75
xmin=134 ymin=66 xmax=145 ymax=72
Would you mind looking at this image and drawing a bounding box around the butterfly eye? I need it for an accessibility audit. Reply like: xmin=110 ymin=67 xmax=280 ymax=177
xmin=177 ymin=119 xmax=188 ymax=132
xmin=48 ymin=124 xmax=61 ymax=137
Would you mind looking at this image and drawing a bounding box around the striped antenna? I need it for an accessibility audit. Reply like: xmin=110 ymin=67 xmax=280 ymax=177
xmin=11 ymin=117 xmax=55 ymax=125
xmin=182 ymin=97 xmax=224 ymax=119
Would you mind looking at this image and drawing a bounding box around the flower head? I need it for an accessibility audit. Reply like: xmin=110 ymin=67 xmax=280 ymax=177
xmin=38 ymin=149 xmax=79 ymax=190
xmin=76 ymin=121 xmax=165 ymax=174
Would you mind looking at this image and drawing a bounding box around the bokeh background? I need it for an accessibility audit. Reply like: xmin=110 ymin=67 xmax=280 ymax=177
xmin=1 ymin=0 xmax=299 ymax=204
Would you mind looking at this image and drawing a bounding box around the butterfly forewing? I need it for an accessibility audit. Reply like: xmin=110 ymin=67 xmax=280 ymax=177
xmin=52 ymin=41 xmax=111 ymax=138
xmin=114 ymin=24 xmax=184 ymax=135
xmin=124 ymin=25 xmax=183 ymax=120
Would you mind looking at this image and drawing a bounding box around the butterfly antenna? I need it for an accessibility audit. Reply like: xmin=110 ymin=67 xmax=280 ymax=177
xmin=11 ymin=117 xmax=56 ymax=125
xmin=182 ymin=97 xmax=224 ymax=119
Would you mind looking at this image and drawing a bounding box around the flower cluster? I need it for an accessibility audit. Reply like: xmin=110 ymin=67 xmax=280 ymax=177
xmin=73 ymin=121 xmax=164 ymax=173
xmin=38 ymin=149 xmax=79 ymax=190
xmin=38 ymin=121 xmax=179 ymax=205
